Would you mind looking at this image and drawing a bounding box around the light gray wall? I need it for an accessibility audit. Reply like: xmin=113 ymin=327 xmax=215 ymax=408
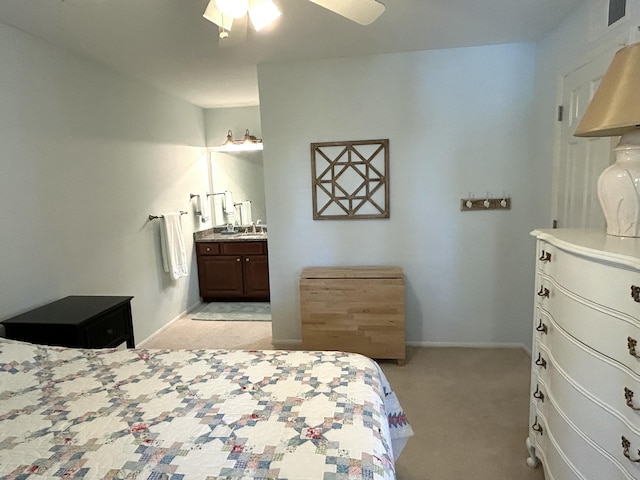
xmin=204 ymin=106 xmax=262 ymax=147
xmin=258 ymin=43 xmax=542 ymax=348
xmin=0 ymin=24 xmax=211 ymax=343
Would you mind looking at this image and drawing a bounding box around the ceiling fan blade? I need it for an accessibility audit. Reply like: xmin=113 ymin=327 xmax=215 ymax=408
xmin=307 ymin=0 xmax=385 ymax=25
xmin=219 ymin=15 xmax=248 ymax=48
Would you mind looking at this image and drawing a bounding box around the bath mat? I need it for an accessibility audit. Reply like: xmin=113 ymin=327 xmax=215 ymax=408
xmin=191 ymin=302 xmax=271 ymax=322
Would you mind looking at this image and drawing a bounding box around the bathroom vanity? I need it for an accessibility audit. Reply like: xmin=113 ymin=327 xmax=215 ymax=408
xmin=195 ymin=230 xmax=269 ymax=301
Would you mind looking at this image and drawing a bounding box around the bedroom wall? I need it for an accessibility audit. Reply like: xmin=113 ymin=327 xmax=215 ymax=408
xmin=203 ymin=106 xmax=261 ymax=147
xmin=0 ymin=24 xmax=210 ymax=343
xmin=258 ymin=43 xmax=546 ymax=348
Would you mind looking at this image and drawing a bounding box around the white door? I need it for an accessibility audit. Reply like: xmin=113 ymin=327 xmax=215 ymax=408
xmin=553 ymin=45 xmax=623 ymax=229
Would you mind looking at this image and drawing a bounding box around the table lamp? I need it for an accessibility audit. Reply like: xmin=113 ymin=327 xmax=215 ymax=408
xmin=574 ymin=42 xmax=640 ymax=237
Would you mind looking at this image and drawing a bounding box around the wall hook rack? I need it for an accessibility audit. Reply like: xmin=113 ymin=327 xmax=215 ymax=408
xmin=460 ymin=196 xmax=511 ymax=211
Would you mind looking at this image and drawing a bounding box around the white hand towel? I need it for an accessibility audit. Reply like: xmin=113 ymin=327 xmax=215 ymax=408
xmin=213 ymin=194 xmax=225 ymax=225
xmin=160 ymin=212 xmax=188 ymax=280
xmin=240 ymin=201 xmax=252 ymax=225
xmin=224 ymin=191 xmax=234 ymax=214
xmin=194 ymin=193 xmax=210 ymax=222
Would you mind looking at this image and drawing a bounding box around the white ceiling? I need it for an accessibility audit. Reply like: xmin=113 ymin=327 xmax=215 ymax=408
xmin=0 ymin=0 xmax=581 ymax=108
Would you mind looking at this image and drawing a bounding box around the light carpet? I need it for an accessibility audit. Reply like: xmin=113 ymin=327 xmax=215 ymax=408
xmin=191 ymin=302 xmax=271 ymax=321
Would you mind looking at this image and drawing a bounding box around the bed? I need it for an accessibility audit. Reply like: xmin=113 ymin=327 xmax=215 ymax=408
xmin=0 ymin=338 xmax=413 ymax=479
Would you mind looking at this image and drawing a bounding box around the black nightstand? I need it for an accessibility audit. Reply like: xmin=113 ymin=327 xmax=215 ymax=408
xmin=1 ymin=296 xmax=135 ymax=348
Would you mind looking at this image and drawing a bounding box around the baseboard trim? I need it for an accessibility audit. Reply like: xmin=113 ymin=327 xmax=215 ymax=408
xmin=138 ymin=300 xmax=202 ymax=348
xmin=406 ymin=340 xmax=530 ymax=354
xmin=269 ymin=339 xmax=531 ymax=355
xmin=271 ymin=339 xmax=303 ymax=349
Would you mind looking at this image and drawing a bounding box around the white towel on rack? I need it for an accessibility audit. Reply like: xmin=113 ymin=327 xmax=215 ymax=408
xmin=240 ymin=201 xmax=252 ymax=225
xmin=224 ymin=191 xmax=234 ymax=214
xmin=213 ymin=194 xmax=225 ymax=226
xmin=160 ymin=212 xmax=188 ymax=280
xmin=194 ymin=193 xmax=210 ymax=222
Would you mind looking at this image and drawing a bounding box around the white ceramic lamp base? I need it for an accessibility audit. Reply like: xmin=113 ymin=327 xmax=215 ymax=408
xmin=598 ymin=130 xmax=640 ymax=237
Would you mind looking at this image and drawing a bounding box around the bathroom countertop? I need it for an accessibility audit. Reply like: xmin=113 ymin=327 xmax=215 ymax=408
xmin=194 ymin=228 xmax=267 ymax=243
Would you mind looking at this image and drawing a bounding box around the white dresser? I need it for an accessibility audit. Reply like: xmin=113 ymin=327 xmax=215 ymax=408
xmin=527 ymin=229 xmax=640 ymax=480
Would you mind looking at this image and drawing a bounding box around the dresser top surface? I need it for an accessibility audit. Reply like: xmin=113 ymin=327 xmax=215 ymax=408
xmin=532 ymin=228 xmax=640 ymax=270
xmin=2 ymin=296 xmax=133 ymax=326
xmin=300 ymin=266 xmax=404 ymax=279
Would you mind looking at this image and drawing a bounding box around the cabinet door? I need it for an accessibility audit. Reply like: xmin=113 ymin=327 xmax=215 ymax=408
xmin=243 ymin=255 xmax=270 ymax=299
xmin=198 ymin=255 xmax=244 ymax=298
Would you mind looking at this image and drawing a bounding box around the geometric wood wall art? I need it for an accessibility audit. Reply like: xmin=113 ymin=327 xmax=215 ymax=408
xmin=310 ymin=139 xmax=389 ymax=220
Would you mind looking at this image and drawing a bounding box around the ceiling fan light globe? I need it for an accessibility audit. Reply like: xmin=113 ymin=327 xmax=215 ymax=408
xmin=248 ymin=0 xmax=281 ymax=31
xmin=203 ymin=1 xmax=234 ymax=30
xmin=215 ymin=0 xmax=249 ymax=19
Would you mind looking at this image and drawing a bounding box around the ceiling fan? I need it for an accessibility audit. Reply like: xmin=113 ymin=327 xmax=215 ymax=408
xmin=203 ymin=0 xmax=386 ymax=46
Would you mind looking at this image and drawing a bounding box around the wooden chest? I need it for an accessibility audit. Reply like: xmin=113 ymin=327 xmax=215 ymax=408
xmin=300 ymin=266 xmax=405 ymax=365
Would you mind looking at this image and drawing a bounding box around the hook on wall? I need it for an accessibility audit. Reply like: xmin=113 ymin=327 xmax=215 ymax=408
xmin=460 ymin=194 xmax=511 ymax=211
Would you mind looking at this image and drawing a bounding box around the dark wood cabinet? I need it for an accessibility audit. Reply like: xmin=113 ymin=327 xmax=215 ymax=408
xmin=1 ymin=296 xmax=135 ymax=348
xmin=196 ymin=241 xmax=270 ymax=301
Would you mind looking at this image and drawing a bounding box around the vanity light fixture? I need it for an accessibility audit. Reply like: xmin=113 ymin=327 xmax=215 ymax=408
xmin=216 ymin=129 xmax=263 ymax=152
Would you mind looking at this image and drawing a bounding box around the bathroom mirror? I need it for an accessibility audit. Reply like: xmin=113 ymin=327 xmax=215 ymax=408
xmin=209 ymin=150 xmax=267 ymax=226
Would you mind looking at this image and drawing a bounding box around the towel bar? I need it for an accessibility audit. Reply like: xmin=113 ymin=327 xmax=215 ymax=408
xmin=148 ymin=211 xmax=188 ymax=221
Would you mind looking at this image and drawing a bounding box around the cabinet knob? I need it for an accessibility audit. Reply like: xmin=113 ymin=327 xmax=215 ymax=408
xmin=537 ymin=286 xmax=550 ymax=298
xmin=533 ymin=385 xmax=545 ymax=402
xmin=245 ymin=258 xmax=250 ymax=262
xmin=631 ymin=285 xmax=640 ymax=303
xmin=625 ymin=387 xmax=640 ymax=410
xmin=535 ymin=319 xmax=548 ymax=334
xmin=532 ymin=417 xmax=543 ymax=435
xmin=535 ymin=353 xmax=547 ymax=369
xmin=628 ymin=337 xmax=640 ymax=358
xmin=206 ymin=247 xmax=211 ymax=252
xmin=539 ymin=251 xmax=552 ymax=262
xmin=622 ymin=436 xmax=640 ymax=463
xmin=236 ymin=258 xmax=241 ymax=262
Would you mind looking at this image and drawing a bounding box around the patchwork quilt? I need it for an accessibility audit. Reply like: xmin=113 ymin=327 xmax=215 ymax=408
xmin=0 ymin=339 xmax=413 ymax=479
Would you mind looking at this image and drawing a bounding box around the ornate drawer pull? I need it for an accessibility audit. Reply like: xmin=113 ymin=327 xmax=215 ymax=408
xmin=539 ymin=251 xmax=552 ymax=262
xmin=536 ymin=319 xmax=548 ymax=334
xmin=632 ymin=286 xmax=640 ymax=303
xmin=537 ymin=286 xmax=550 ymax=298
xmin=622 ymin=436 xmax=640 ymax=462
xmin=533 ymin=385 xmax=545 ymax=402
xmin=625 ymin=387 xmax=640 ymax=411
xmin=628 ymin=337 xmax=640 ymax=358
xmin=535 ymin=353 xmax=547 ymax=369
xmin=532 ymin=417 xmax=543 ymax=435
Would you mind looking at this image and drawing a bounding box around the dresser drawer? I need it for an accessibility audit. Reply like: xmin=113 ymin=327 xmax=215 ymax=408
xmin=537 ymin=317 xmax=640 ymax=468
xmin=220 ymin=242 xmax=265 ymax=255
xmin=536 ymin=400 xmax=632 ymax=480
xmin=196 ymin=242 xmax=220 ymax=255
xmin=530 ymin=419 xmax=582 ymax=480
xmin=540 ymin=281 xmax=640 ymax=375
xmin=85 ymin=306 xmax=129 ymax=348
xmin=544 ymin=246 xmax=640 ymax=320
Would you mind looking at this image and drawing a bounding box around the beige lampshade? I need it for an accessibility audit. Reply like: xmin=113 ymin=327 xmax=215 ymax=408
xmin=575 ymin=42 xmax=640 ymax=137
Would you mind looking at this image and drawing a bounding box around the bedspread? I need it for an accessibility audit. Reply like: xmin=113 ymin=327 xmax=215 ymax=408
xmin=0 ymin=339 xmax=412 ymax=479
